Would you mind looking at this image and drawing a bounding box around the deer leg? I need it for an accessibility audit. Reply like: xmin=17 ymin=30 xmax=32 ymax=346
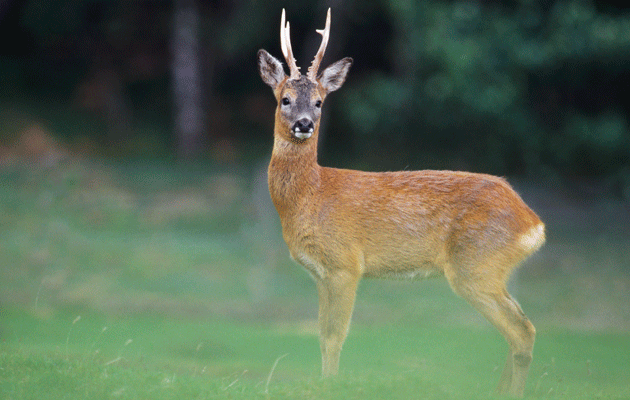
xmin=447 ymin=272 xmax=535 ymax=398
xmin=501 ymin=292 xmax=536 ymax=398
xmin=316 ymin=270 xmax=359 ymax=377
xmin=496 ymin=348 xmax=516 ymax=394
xmin=475 ymin=292 xmax=534 ymax=398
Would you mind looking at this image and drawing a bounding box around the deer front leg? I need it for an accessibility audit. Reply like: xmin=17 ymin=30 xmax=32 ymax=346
xmin=316 ymin=270 xmax=359 ymax=377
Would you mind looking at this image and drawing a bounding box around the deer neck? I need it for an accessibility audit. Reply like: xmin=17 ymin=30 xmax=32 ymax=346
xmin=268 ymin=125 xmax=321 ymax=218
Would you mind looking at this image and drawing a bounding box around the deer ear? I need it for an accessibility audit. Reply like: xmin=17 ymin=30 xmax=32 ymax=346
xmin=319 ymin=57 xmax=353 ymax=94
xmin=258 ymin=49 xmax=286 ymax=89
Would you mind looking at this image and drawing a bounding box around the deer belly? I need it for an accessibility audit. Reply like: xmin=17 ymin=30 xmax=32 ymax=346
xmin=362 ymin=259 xmax=444 ymax=280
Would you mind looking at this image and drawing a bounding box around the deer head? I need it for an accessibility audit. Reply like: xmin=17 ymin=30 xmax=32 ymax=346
xmin=258 ymin=9 xmax=353 ymax=142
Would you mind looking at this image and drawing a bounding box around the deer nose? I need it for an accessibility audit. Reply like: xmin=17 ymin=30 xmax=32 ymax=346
xmin=292 ymin=118 xmax=314 ymax=136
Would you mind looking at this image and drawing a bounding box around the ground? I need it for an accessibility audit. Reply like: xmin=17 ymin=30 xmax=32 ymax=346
xmin=1 ymin=158 xmax=629 ymax=399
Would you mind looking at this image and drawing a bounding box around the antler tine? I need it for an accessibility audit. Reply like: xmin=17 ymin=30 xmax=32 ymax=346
xmin=307 ymin=8 xmax=331 ymax=82
xmin=280 ymin=9 xmax=301 ymax=80
xmin=280 ymin=9 xmax=288 ymax=61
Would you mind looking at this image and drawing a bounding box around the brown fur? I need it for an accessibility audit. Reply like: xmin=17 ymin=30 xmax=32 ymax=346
xmin=258 ymin=10 xmax=545 ymax=398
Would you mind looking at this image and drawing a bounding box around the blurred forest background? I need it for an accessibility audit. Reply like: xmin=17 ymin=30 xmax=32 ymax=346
xmin=2 ymin=0 xmax=630 ymax=344
xmin=1 ymin=0 xmax=629 ymax=188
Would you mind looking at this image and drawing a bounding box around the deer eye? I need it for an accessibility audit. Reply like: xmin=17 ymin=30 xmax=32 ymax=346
xmin=315 ymin=100 xmax=322 ymax=108
xmin=281 ymin=97 xmax=290 ymax=106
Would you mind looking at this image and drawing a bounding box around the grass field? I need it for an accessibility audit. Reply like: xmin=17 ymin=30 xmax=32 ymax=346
xmin=1 ymin=159 xmax=629 ymax=399
xmin=2 ymin=310 xmax=629 ymax=399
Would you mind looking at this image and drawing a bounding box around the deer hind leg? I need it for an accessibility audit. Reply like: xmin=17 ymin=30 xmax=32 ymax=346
xmin=446 ymin=268 xmax=535 ymax=398
xmin=316 ymin=270 xmax=359 ymax=377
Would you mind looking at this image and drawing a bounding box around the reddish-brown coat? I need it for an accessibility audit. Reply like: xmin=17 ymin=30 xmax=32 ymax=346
xmin=259 ymin=9 xmax=544 ymax=398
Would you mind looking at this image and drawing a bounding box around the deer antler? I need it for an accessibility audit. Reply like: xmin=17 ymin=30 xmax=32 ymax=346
xmin=280 ymin=9 xmax=301 ymax=80
xmin=307 ymin=8 xmax=331 ymax=82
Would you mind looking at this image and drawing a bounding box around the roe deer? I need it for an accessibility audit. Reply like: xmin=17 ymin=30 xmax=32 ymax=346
xmin=257 ymin=9 xmax=545 ymax=398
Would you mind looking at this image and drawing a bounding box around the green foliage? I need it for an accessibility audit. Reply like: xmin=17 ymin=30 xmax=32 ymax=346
xmin=341 ymin=0 xmax=630 ymax=179
xmin=3 ymin=0 xmax=629 ymax=184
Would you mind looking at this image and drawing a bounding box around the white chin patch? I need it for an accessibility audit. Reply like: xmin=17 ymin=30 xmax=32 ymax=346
xmin=293 ymin=130 xmax=313 ymax=140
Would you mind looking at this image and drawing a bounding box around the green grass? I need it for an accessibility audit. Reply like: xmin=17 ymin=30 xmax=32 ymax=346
xmin=2 ymin=310 xmax=630 ymax=399
xmin=1 ymin=159 xmax=630 ymax=399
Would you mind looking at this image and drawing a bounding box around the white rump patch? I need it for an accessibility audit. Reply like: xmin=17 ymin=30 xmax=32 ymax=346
xmin=518 ymin=223 xmax=545 ymax=253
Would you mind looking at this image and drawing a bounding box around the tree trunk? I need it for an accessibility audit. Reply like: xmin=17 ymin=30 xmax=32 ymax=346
xmin=171 ymin=0 xmax=204 ymax=157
